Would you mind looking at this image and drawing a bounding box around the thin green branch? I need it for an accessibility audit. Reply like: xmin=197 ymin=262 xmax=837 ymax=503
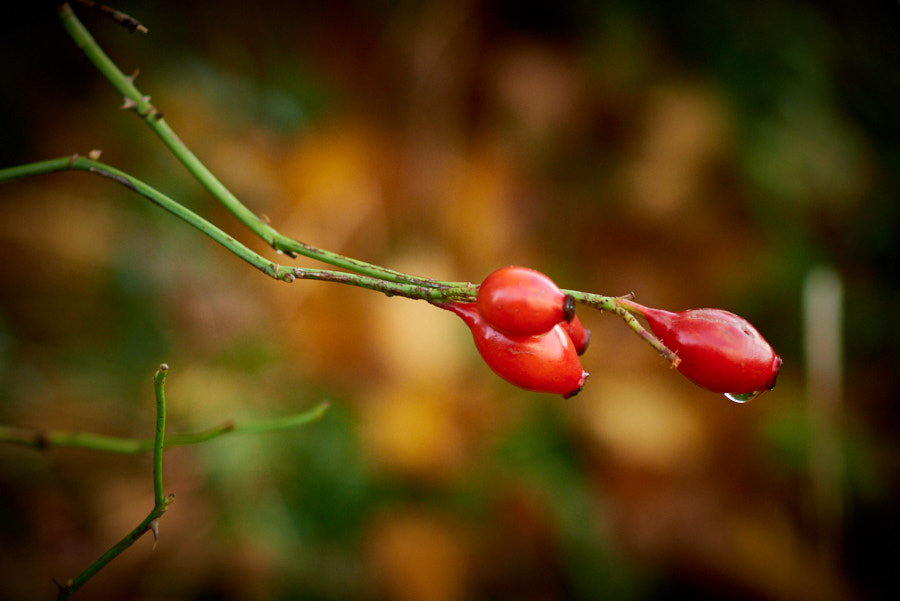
xmin=152 ymin=364 xmax=168 ymax=508
xmin=57 ymin=2 xmax=458 ymax=289
xmin=0 ymin=156 xmax=478 ymax=302
xmin=568 ymin=290 xmax=681 ymax=367
xmin=55 ymin=363 xmax=174 ymax=601
xmin=55 ymin=503 xmax=169 ymax=600
xmin=228 ymin=403 xmax=331 ymax=434
xmin=8 ymin=367 xmax=331 ymax=599
xmin=31 ymin=365 xmax=326 ymax=598
xmin=0 ymin=425 xmax=146 ymax=453
xmin=0 ymin=402 xmax=330 ymax=454
xmin=289 ymin=267 xmax=476 ymax=302
xmin=0 ymin=155 xmax=280 ymax=278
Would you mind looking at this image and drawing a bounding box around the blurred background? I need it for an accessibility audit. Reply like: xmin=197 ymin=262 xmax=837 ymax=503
xmin=1 ymin=1 xmax=898 ymax=599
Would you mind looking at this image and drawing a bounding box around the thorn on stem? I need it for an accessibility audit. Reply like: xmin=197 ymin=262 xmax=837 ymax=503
xmin=75 ymin=0 xmax=149 ymax=34
xmin=148 ymin=519 xmax=159 ymax=549
xmin=120 ymin=97 xmax=138 ymax=111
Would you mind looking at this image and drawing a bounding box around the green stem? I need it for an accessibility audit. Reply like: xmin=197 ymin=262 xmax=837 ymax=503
xmin=44 ymin=368 xmax=329 ymax=599
xmin=56 ymin=504 xmax=168 ymax=600
xmin=57 ymin=2 xmax=455 ymax=289
xmin=0 ymin=156 xmax=279 ymax=278
xmin=0 ymin=426 xmax=146 ymax=453
xmin=289 ymin=267 xmax=475 ymax=302
xmin=568 ymin=290 xmax=681 ymax=367
xmin=0 ymin=402 xmax=330 ymax=454
xmin=55 ymin=364 xmax=175 ymax=601
xmin=229 ymin=404 xmax=331 ymax=434
xmin=42 ymin=366 xmax=326 ymax=598
xmin=0 ymin=156 xmax=478 ymax=302
xmin=152 ymin=364 xmax=168 ymax=508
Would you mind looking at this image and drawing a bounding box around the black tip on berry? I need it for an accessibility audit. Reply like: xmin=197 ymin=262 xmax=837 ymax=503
xmin=563 ymin=294 xmax=576 ymax=322
xmin=562 ymin=371 xmax=588 ymax=399
xmin=563 ymin=385 xmax=583 ymax=399
xmin=766 ymin=356 xmax=783 ymax=390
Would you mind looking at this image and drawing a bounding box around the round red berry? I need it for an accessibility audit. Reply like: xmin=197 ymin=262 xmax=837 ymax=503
xmin=477 ymin=266 xmax=575 ymax=337
xmin=443 ymin=302 xmax=587 ymax=398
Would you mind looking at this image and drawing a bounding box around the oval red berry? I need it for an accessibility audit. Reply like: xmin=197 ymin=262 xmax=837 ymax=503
xmin=639 ymin=306 xmax=782 ymax=395
xmin=444 ymin=302 xmax=587 ymax=398
xmin=477 ymin=266 xmax=574 ymax=337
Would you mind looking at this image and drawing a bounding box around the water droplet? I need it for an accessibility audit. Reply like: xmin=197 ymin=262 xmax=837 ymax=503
xmin=724 ymin=390 xmax=760 ymax=403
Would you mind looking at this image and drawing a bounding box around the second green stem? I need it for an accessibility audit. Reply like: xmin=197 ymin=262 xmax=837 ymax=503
xmin=57 ymin=2 xmax=452 ymax=289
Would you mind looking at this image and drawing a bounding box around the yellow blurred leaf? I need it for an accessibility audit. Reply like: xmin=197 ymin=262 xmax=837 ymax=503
xmin=366 ymin=510 xmax=470 ymax=601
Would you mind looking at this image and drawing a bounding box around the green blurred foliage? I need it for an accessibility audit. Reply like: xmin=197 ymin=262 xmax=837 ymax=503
xmin=2 ymin=1 xmax=899 ymax=600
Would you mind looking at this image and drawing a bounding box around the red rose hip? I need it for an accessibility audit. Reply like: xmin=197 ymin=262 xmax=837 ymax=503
xmin=477 ymin=266 xmax=575 ymax=337
xmin=443 ymin=302 xmax=587 ymax=398
xmin=560 ymin=313 xmax=591 ymax=356
xmin=624 ymin=301 xmax=782 ymax=400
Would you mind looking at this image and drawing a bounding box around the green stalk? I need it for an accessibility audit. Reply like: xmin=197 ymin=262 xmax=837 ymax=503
xmin=56 ymin=506 xmax=168 ymax=600
xmin=54 ymin=364 xmax=175 ymax=601
xmin=0 ymin=402 xmax=330 ymax=453
xmin=0 ymin=156 xmax=281 ymax=278
xmin=57 ymin=2 xmax=274 ymax=243
xmin=568 ymin=290 xmax=681 ymax=367
xmin=41 ymin=365 xmax=326 ymax=597
xmin=0 ymin=426 xmax=149 ymax=453
xmin=0 ymin=156 xmax=477 ymax=302
xmin=57 ymin=2 xmax=459 ymax=289
xmin=152 ymin=365 xmax=168 ymax=507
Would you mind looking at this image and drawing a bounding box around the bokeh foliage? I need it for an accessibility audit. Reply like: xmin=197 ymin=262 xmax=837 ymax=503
xmin=1 ymin=1 xmax=898 ymax=599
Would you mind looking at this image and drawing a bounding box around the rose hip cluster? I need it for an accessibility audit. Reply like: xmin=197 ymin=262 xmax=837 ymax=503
xmin=442 ymin=266 xmax=590 ymax=398
xmin=442 ymin=266 xmax=782 ymax=402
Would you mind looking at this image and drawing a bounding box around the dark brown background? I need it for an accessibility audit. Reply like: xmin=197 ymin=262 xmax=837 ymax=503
xmin=1 ymin=1 xmax=898 ymax=599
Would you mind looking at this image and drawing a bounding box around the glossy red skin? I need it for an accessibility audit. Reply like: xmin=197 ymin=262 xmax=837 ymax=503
xmin=477 ymin=266 xmax=572 ymax=336
xmin=444 ymin=302 xmax=588 ymax=398
xmin=560 ymin=314 xmax=590 ymax=356
xmin=641 ymin=307 xmax=782 ymax=394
